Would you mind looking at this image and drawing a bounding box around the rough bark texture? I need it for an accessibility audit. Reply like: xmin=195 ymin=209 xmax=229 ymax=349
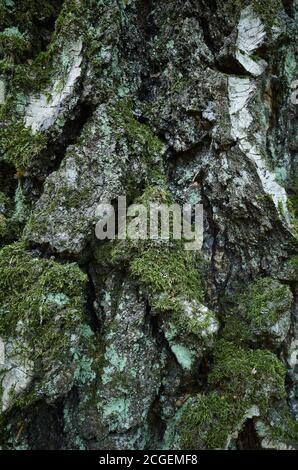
xmin=0 ymin=0 xmax=298 ymax=450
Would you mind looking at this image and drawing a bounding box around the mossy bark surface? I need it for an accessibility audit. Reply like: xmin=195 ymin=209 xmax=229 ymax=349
xmin=0 ymin=0 xmax=298 ymax=450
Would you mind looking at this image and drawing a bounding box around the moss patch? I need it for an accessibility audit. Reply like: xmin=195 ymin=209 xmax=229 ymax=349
xmin=252 ymin=0 xmax=283 ymax=30
xmin=0 ymin=242 xmax=96 ymax=411
xmin=222 ymin=277 xmax=292 ymax=347
xmin=104 ymin=184 xmax=205 ymax=318
xmin=175 ymin=272 xmax=296 ymax=449
xmin=0 ymin=112 xmax=47 ymax=169
xmin=178 ymin=392 xmax=245 ymax=449
xmin=0 ymin=242 xmax=87 ymax=338
xmin=177 ymin=340 xmax=288 ymax=449
xmin=209 ymin=340 xmax=286 ymax=405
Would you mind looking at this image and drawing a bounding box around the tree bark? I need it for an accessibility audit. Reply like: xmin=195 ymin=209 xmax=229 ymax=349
xmin=0 ymin=0 xmax=297 ymax=450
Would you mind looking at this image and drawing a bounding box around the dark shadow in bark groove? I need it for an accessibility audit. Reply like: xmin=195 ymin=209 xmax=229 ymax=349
xmin=236 ymin=419 xmax=262 ymax=450
xmin=0 ymin=161 xmax=17 ymax=198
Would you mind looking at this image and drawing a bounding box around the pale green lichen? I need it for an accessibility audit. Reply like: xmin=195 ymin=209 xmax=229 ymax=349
xmin=175 ymin=270 xmax=297 ymax=449
xmin=169 ymin=343 xmax=195 ymax=370
xmin=0 ymin=242 xmax=96 ymax=412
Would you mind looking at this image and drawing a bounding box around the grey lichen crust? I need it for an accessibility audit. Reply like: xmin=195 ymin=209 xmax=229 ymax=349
xmin=0 ymin=0 xmax=298 ymax=450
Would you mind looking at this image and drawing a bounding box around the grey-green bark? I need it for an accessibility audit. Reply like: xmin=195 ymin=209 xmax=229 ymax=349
xmin=0 ymin=0 xmax=298 ymax=450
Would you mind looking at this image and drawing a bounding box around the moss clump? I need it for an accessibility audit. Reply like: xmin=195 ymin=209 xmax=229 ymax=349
xmin=215 ymin=0 xmax=283 ymax=34
xmin=209 ymin=340 xmax=286 ymax=406
xmin=177 ymin=392 xmax=244 ymax=449
xmin=176 ymin=273 xmax=294 ymax=450
xmin=109 ymin=100 xmax=166 ymax=186
xmin=232 ymin=277 xmax=291 ymax=328
xmin=287 ymin=196 xmax=298 ymax=218
xmin=222 ymin=278 xmax=292 ymax=347
xmin=130 ymin=247 xmax=203 ymax=308
xmin=252 ymin=0 xmax=283 ymax=30
xmin=0 ymin=1 xmax=66 ymax=95
xmin=0 ymin=1 xmax=63 ymax=63
xmin=106 ymin=184 xmax=204 ymax=314
xmin=177 ymin=340 xmax=288 ymax=449
xmin=0 ymin=27 xmax=30 ymax=63
xmin=96 ymin=181 xmax=207 ymax=349
xmin=0 ymin=242 xmax=96 ymax=411
xmin=0 ymin=105 xmax=47 ymax=169
xmin=0 ymin=242 xmax=87 ymax=339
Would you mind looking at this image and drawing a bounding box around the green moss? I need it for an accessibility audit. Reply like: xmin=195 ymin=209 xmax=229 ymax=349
xmin=130 ymin=247 xmax=203 ymax=306
xmin=0 ymin=1 xmax=87 ymax=172
xmin=287 ymin=195 xmax=298 ymax=218
xmin=0 ymin=27 xmax=30 ymax=63
xmin=0 ymin=1 xmax=62 ymax=40
xmin=107 ymin=183 xmax=204 ymax=315
xmin=0 ymin=191 xmax=11 ymax=215
xmin=0 ymin=109 xmax=47 ymax=169
xmin=0 ymin=242 xmax=87 ymax=336
xmin=177 ymin=339 xmax=287 ymax=449
xmin=177 ymin=276 xmax=295 ymax=449
xmin=215 ymin=0 xmax=283 ymax=34
xmin=259 ymin=403 xmax=298 ymax=446
xmin=278 ymin=256 xmax=298 ymax=283
xmin=222 ymin=278 xmax=292 ymax=346
xmin=177 ymin=392 xmax=245 ymax=449
xmin=0 ymin=185 xmax=28 ymax=246
xmin=110 ymin=100 xmax=166 ymax=185
xmin=96 ymin=180 xmax=206 ymax=345
xmin=252 ymin=0 xmax=283 ymax=31
xmin=210 ymin=340 xmax=286 ymax=405
xmin=0 ymin=242 xmax=95 ymax=408
xmin=242 ymin=278 xmax=290 ymax=325
xmin=216 ymin=0 xmax=244 ymax=25
xmin=0 ymin=1 xmax=67 ymax=94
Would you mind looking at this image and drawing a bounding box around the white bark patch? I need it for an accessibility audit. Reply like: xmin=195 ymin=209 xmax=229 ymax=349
xmin=0 ymin=337 xmax=4 ymax=365
xmin=288 ymin=339 xmax=298 ymax=369
xmin=0 ymin=78 xmax=6 ymax=104
xmin=236 ymin=5 xmax=267 ymax=77
xmin=228 ymin=76 xmax=290 ymax=222
xmin=0 ymin=341 xmax=34 ymax=412
xmin=25 ymin=40 xmax=82 ymax=133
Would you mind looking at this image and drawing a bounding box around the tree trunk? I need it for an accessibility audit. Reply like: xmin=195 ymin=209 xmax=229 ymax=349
xmin=0 ymin=0 xmax=297 ymax=450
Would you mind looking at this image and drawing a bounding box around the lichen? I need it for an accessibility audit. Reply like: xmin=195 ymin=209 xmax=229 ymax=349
xmin=0 ymin=242 xmax=95 ymax=412
xmin=175 ymin=270 xmax=297 ymax=449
